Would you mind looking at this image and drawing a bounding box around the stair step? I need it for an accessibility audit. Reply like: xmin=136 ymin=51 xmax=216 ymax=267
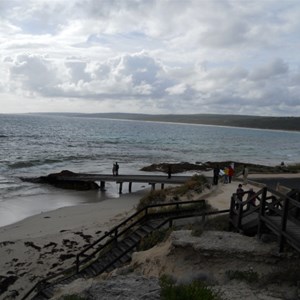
xmin=39 ymin=288 xmax=54 ymax=298
xmin=122 ymin=237 xmax=136 ymax=248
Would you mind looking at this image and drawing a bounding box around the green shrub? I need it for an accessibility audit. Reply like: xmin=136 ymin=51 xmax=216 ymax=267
xmin=191 ymin=226 xmax=204 ymax=237
xmin=204 ymin=215 xmax=230 ymax=231
xmin=138 ymin=228 xmax=171 ymax=251
xmin=160 ymin=274 xmax=220 ymax=300
xmin=226 ymin=269 xmax=259 ymax=283
xmin=263 ymin=266 xmax=300 ymax=285
xmin=62 ymin=295 xmax=86 ymax=300
xmin=284 ymin=163 xmax=300 ymax=173
xmin=174 ymin=175 xmax=209 ymax=196
xmin=137 ymin=189 xmax=168 ymax=210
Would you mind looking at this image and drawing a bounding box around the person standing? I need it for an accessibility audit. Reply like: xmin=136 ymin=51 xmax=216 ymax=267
xmin=236 ymin=184 xmax=245 ymax=201
xmin=224 ymin=167 xmax=229 ymax=184
xmin=247 ymin=188 xmax=256 ymax=208
xmin=243 ymin=165 xmax=249 ymax=185
xmin=213 ymin=165 xmax=220 ymax=185
xmin=115 ymin=162 xmax=119 ymax=176
xmin=167 ymin=165 xmax=172 ymax=179
xmin=228 ymin=165 xmax=234 ymax=183
xmin=112 ymin=163 xmax=116 ymax=176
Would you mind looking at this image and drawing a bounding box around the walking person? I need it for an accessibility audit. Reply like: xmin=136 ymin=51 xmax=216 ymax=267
xmin=235 ymin=183 xmax=244 ymax=209
xmin=228 ymin=164 xmax=234 ymax=183
xmin=243 ymin=165 xmax=249 ymax=185
xmin=224 ymin=167 xmax=229 ymax=184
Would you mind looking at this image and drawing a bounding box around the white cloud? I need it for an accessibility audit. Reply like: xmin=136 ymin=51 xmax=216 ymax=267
xmin=0 ymin=0 xmax=300 ymax=115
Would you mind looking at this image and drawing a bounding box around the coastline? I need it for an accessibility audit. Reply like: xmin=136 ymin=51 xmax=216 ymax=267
xmin=1 ymin=172 xmax=300 ymax=298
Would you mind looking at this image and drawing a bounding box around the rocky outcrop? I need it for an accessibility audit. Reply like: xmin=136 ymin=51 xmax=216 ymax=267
xmin=140 ymin=161 xmax=291 ymax=174
xmin=21 ymin=170 xmax=99 ymax=190
xmin=51 ymin=230 xmax=300 ymax=300
xmin=52 ymin=275 xmax=160 ymax=300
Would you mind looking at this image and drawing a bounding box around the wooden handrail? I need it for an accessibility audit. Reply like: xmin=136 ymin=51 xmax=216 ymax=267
xmin=22 ymin=199 xmax=210 ymax=300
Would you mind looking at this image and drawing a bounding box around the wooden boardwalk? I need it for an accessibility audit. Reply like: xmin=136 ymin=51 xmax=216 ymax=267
xmin=59 ymin=173 xmax=194 ymax=193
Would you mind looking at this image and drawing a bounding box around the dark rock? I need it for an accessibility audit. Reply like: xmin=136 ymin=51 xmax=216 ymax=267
xmin=141 ymin=161 xmax=287 ymax=174
xmin=0 ymin=241 xmax=15 ymax=247
xmin=44 ymin=242 xmax=57 ymax=248
xmin=24 ymin=241 xmax=41 ymax=251
xmin=0 ymin=275 xmax=18 ymax=294
xmin=20 ymin=170 xmax=99 ymax=190
xmin=140 ymin=162 xmax=208 ymax=173
xmin=62 ymin=239 xmax=78 ymax=248
xmin=59 ymin=253 xmax=75 ymax=261
xmin=80 ymin=274 xmax=160 ymax=300
xmin=74 ymin=231 xmax=93 ymax=243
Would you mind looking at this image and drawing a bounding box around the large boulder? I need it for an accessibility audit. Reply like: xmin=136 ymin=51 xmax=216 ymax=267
xmin=21 ymin=170 xmax=99 ymax=190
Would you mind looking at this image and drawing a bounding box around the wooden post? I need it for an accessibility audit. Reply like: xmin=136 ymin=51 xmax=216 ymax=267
xmin=149 ymin=183 xmax=155 ymax=190
xmin=237 ymin=199 xmax=243 ymax=231
xmin=257 ymin=187 xmax=267 ymax=239
xmin=76 ymin=255 xmax=80 ymax=273
xmin=118 ymin=182 xmax=123 ymax=194
xmin=295 ymin=192 xmax=300 ymax=219
xmin=161 ymin=183 xmax=164 ymax=190
xmin=129 ymin=182 xmax=132 ymax=193
xmin=100 ymin=181 xmax=105 ymax=191
xmin=279 ymin=195 xmax=290 ymax=252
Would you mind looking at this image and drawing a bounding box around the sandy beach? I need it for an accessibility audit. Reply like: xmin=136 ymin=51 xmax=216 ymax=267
xmin=0 ymin=173 xmax=299 ymax=299
xmin=0 ymin=189 xmax=149 ymax=298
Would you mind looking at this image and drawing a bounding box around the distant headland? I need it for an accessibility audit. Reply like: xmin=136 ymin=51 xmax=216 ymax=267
xmin=31 ymin=112 xmax=300 ymax=131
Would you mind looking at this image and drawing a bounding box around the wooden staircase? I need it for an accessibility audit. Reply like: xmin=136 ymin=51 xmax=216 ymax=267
xmin=229 ymin=187 xmax=300 ymax=252
xmin=23 ymin=199 xmax=227 ymax=300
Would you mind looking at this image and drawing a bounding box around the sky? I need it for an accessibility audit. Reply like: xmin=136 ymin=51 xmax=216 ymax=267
xmin=0 ymin=0 xmax=300 ymax=116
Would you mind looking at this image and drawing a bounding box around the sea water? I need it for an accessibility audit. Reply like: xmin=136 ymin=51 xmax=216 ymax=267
xmin=1 ymin=113 xmax=300 ymax=227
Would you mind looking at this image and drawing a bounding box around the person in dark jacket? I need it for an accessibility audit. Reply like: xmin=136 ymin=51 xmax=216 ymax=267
xmin=213 ymin=165 xmax=220 ymax=185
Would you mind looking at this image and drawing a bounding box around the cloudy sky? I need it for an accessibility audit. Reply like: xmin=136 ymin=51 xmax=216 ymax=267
xmin=1 ymin=0 xmax=300 ymax=116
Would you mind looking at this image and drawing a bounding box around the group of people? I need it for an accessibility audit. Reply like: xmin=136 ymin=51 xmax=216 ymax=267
xmin=213 ymin=164 xmax=234 ymax=185
xmin=213 ymin=164 xmax=249 ymax=185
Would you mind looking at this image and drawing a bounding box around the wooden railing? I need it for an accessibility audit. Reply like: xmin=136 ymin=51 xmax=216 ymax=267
xmin=230 ymin=186 xmax=300 ymax=253
xmin=23 ymin=198 xmax=224 ymax=300
xmin=75 ymin=199 xmax=207 ymax=273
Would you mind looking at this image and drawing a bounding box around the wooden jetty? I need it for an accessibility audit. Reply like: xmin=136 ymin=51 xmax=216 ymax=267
xmin=58 ymin=173 xmax=193 ymax=194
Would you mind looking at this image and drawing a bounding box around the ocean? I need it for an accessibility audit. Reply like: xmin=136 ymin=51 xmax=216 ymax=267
xmin=1 ymin=113 xmax=300 ymax=227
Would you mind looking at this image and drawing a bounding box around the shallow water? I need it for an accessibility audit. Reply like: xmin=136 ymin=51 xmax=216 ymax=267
xmin=1 ymin=113 xmax=300 ymax=227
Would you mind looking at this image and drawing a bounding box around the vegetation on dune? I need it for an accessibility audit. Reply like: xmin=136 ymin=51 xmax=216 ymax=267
xmin=62 ymin=295 xmax=85 ymax=300
xmin=225 ymin=269 xmax=259 ymax=284
xmin=137 ymin=174 xmax=209 ymax=210
xmin=138 ymin=228 xmax=172 ymax=251
xmin=160 ymin=274 xmax=221 ymax=300
xmin=172 ymin=174 xmax=209 ymax=196
xmin=49 ymin=112 xmax=300 ymax=132
xmin=137 ymin=189 xmax=168 ymax=210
